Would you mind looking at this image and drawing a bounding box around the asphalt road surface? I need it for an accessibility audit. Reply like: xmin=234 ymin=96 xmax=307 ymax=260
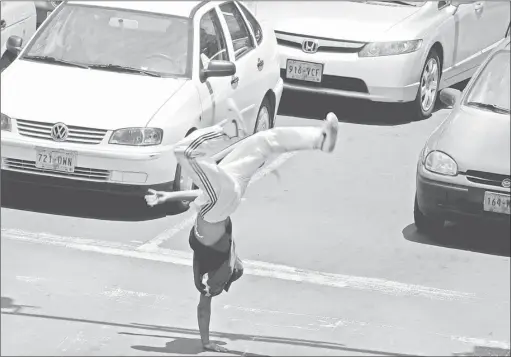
xmin=1 ymin=90 xmax=510 ymax=356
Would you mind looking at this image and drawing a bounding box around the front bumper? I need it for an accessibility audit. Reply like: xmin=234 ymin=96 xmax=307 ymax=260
xmin=1 ymin=170 xmax=173 ymax=196
xmin=1 ymin=129 xmax=178 ymax=195
xmin=416 ymin=164 xmax=511 ymax=223
xmin=278 ymin=45 xmax=423 ymax=103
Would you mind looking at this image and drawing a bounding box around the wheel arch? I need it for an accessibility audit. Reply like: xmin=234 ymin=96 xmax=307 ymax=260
xmin=430 ymin=41 xmax=444 ymax=77
xmin=263 ymin=89 xmax=276 ymax=128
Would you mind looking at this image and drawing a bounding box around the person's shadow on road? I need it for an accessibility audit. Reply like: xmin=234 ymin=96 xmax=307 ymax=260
xmin=131 ymin=336 xmax=267 ymax=356
xmin=1 ymin=296 xmax=38 ymax=313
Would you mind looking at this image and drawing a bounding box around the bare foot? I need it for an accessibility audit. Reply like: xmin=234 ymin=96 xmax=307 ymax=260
xmin=203 ymin=342 xmax=230 ymax=353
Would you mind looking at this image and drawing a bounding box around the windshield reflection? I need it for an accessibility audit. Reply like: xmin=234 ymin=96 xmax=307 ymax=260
xmin=23 ymin=4 xmax=191 ymax=77
xmin=465 ymin=51 xmax=510 ymax=113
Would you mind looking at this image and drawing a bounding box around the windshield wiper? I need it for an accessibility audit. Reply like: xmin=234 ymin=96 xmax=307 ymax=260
xmin=364 ymin=0 xmax=416 ymax=5
xmin=87 ymin=64 xmax=162 ymax=77
xmin=22 ymin=55 xmax=90 ymax=69
xmin=466 ymin=101 xmax=510 ymax=114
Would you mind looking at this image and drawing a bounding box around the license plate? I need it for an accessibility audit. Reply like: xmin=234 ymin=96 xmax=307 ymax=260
xmin=286 ymin=60 xmax=323 ymax=83
xmin=483 ymin=191 xmax=511 ymax=214
xmin=35 ymin=148 xmax=76 ymax=173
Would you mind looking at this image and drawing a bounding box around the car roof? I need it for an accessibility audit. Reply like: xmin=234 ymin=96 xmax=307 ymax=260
xmin=67 ymin=1 xmax=206 ymax=17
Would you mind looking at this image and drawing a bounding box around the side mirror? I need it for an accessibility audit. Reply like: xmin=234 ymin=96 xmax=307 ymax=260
xmin=6 ymin=36 xmax=23 ymax=56
xmin=439 ymin=88 xmax=462 ymax=108
xmin=200 ymin=60 xmax=236 ymax=82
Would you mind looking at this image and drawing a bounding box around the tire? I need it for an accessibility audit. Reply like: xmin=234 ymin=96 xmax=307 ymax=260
xmin=171 ymin=131 xmax=197 ymax=212
xmin=412 ymin=49 xmax=441 ymax=120
xmin=253 ymin=96 xmax=273 ymax=133
xmin=414 ymin=195 xmax=445 ymax=235
xmin=0 ymin=52 xmax=16 ymax=73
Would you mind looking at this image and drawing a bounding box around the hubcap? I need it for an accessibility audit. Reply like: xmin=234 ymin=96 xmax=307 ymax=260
xmin=255 ymin=106 xmax=270 ymax=133
xmin=420 ymin=58 xmax=439 ymax=113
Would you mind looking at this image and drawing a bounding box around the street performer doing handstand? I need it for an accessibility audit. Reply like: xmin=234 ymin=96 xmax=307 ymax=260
xmin=145 ymin=101 xmax=338 ymax=352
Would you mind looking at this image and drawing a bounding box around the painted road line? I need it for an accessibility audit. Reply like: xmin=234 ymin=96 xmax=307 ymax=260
xmin=224 ymin=304 xmax=511 ymax=350
xmin=2 ymin=228 xmax=478 ymax=302
xmin=137 ymin=152 xmax=297 ymax=251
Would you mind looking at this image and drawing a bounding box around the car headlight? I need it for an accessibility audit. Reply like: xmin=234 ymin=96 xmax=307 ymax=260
xmin=1 ymin=113 xmax=12 ymax=131
xmin=424 ymin=151 xmax=458 ymax=176
xmin=109 ymin=128 xmax=163 ymax=146
xmin=358 ymin=40 xmax=422 ymax=57
xmin=420 ymin=144 xmax=429 ymax=164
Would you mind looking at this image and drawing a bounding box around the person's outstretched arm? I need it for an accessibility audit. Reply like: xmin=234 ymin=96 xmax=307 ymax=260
xmin=197 ymin=293 xmax=229 ymax=352
xmin=144 ymin=189 xmax=201 ymax=206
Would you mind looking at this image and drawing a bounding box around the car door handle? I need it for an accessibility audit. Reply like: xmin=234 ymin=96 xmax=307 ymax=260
xmin=0 ymin=20 xmax=6 ymax=30
xmin=474 ymin=2 xmax=483 ymax=12
xmin=257 ymin=58 xmax=264 ymax=70
xmin=231 ymin=76 xmax=239 ymax=86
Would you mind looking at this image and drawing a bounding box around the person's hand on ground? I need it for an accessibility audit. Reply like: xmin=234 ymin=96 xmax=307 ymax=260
xmin=203 ymin=342 xmax=230 ymax=353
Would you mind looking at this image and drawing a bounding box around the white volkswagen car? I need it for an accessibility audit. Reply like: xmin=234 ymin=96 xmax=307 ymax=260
xmin=250 ymin=0 xmax=510 ymax=119
xmin=0 ymin=0 xmax=282 ymax=204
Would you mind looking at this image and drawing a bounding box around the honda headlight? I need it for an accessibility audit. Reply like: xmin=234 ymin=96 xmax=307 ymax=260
xmin=425 ymin=151 xmax=458 ymax=176
xmin=358 ymin=40 xmax=422 ymax=57
xmin=109 ymin=128 xmax=163 ymax=146
xmin=1 ymin=113 xmax=12 ymax=131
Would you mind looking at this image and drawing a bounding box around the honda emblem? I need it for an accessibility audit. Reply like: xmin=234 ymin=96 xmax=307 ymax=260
xmin=302 ymin=39 xmax=319 ymax=54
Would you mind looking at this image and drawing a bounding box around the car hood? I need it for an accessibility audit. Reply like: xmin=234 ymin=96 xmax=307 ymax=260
xmin=432 ymin=106 xmax=510 ymax=175
xmin=0 ymin=60 xmax=187 ymax=130
xmin=258 ymin=1 xmax=421 ymax=42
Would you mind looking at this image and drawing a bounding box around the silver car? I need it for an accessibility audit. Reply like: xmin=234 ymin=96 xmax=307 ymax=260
xmin=414 ymin=37 xmax=510 ymax=233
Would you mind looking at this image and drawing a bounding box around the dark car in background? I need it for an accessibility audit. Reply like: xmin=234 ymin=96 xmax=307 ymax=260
xmin=414 ymin=37 xmax=510 ymax=234
xmin=34 ymin=1 xmax=62 ymax=27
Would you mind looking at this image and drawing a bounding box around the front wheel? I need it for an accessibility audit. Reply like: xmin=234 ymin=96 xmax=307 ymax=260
xmin=414 ymin=195 xmax=445 ymax=235
xmin=412 ymin=49 xmax=441 ymax=120
xmin=172 ymin=162 xmax=197 ymax=212
xmin=171 ymin=130 xmax=197 ymax=212
xmin=253 ymin=97 xmax=273 ymax=134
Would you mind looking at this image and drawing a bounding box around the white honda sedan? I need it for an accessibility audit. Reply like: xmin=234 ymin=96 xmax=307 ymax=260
xmin=250 ymin=0 xmax=510 ymax=119
xmin=1 ymin=1 xmax=282 ymax=203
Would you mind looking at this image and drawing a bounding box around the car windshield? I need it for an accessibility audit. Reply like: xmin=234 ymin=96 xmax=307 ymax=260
xmin=22 ymin=4 xmax=191 ymax=77
xmin=464 ymin=50 xmax=510 ymax=113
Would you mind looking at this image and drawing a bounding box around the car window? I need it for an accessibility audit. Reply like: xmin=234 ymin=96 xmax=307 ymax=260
xmin=22 ymin=4 xmax=191 ymax=77
xmin=219 ymin=2 xmax=254 ymax=60
xmin=464 ymin=50 xmax=510 ymax=113
xmin=237 ymin=2 xmax=263 ymax=45
xmin=199 ymin=9 xmax=229 ymax=67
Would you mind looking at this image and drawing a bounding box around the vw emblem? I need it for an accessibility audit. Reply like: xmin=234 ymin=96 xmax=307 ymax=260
xmin=50 ymin=122 xmax=69 ymax=142
xmin=302 ymin=39 xmax=319 ymax=54
xmin=502 ymin=178 xmax=511 ymax=188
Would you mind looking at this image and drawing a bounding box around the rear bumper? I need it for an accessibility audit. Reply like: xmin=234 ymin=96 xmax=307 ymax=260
xmin=416 ymin=164 xmax=511 ymax=223
xmin=1 ymin=169 xmax=173 ymax=197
